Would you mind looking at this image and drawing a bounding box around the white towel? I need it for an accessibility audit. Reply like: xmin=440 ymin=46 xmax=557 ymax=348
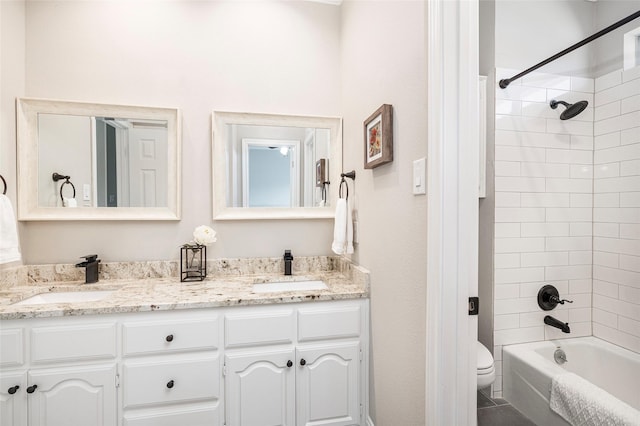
xmin=63 ymin=197 xmax=77 ymax=208
xmin=331 ymin=197 xmax=354 ymax=255
xmin=550 ymin=372 xmax=640 ymax=426
xmin=0 ymin=194 xmax=21 ymax=264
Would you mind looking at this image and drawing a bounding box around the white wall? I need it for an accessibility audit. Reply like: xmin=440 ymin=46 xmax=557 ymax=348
xmin=341 ymin=1 xmax=427 ymax=424
xmin=495 ymin=0 xmax=595 ymax=77
xmin=592 ymin=66 xmax=640 ymax=353
xmin=593 ymin=0 xmax=640 ymax=77
xmin=0 ymin=0 xmax=26 ymax=266
xmin=15 ymin=0 xmax=342 ymax=263
xmin=3 ymin=3 xmax=429 ymax=422
xmin=494 ymin=0 xmax=640 ymax=78
xmin=492 ymin=69 xmax=596 ymax=397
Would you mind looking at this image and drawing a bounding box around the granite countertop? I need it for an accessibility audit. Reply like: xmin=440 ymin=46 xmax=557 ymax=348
xmin=0 ymin=258 xmax=369 ymax=320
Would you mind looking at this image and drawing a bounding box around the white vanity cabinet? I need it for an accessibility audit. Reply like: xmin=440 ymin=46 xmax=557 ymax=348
xmin=0 ymin=319 xmax=118 ymax=426
xmin=1 ymin=298 xmax=369 ymax=426
xmin=223 ymin=300 xmax=368 ymax=426
xmin=121 ymin=310 xmax=222 ymax=426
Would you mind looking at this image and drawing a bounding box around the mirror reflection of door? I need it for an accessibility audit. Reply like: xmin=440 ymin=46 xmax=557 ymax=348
xmin=241 ymin=139 xmax=300 ymax=207
xmin=95 ymin=118 xmax=168 ymax=207
xmin=224 ymin=122 xmax=332 ymax=209
xmin=128 ymin=123 xmax=168 ymax=207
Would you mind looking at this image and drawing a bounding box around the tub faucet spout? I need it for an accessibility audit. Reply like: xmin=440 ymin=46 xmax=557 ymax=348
xmin=544 ymin=315 xmax=570 ymax=333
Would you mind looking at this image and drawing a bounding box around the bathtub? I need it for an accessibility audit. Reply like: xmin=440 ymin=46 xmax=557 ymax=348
xmin=503 ymin=337 xmax=640 ymax=426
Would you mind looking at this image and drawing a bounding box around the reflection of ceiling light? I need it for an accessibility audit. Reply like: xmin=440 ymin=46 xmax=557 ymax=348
xmin=280 ymin=147 xmax=289 ymax=156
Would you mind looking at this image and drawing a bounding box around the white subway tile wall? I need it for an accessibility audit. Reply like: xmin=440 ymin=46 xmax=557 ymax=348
xmin=491 ymin=67 xmax=640 ymax=398
xmin=492 ymin=69 xmax=596 ymax=397
xmin=592 ymin=68 xmax=640 ymax=354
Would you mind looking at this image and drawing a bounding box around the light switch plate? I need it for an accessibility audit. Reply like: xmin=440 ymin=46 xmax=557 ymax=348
xmin=83 ymin=184 xmax=91 ymax=201
xmin=413 ymin=157 xmax=426 ymax=195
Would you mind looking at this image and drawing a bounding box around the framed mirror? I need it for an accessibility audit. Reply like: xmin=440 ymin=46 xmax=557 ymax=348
xmin=212 ymin=111 xmax=342 ymax=220
xmin=17 ymin=98 xmax=181 ymax=220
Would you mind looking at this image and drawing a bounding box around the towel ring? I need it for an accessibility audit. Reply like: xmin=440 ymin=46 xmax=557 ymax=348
xmin=339 ymin=177 xmax=349 ymax=200
xmin=59 ymin=180 xmax=76 ymax=206
xmin=0 ymin=174 xmax=6 ymax=195
xmin=338 ymin=170 xmax=355 ymax=200
xmin=53 ymin=173 xmax=76 ymax=206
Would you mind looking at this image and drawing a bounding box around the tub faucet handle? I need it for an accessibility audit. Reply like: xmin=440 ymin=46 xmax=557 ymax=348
xmin=550 ymin=295 xmax=573 ymax=305
xmin=538 ymin=285 xmax=572 ymax=310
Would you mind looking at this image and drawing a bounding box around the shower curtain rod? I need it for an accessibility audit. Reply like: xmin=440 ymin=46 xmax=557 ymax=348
xmin=499 ymin=9 xmax=640 ymax=89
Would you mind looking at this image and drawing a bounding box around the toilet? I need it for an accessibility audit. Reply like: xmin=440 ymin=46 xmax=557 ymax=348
xmin=477 ymin=341 xmax=496 ymax=389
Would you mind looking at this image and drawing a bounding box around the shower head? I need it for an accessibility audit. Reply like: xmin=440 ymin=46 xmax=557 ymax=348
xmin=550 ymin=100 xmax=589 ymax=120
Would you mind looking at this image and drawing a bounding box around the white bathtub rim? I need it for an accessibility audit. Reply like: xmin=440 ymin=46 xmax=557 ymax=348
xmin=503 ymin=336 xmax=640 ymax=374
xmin=503 ymin=335 xmax=640 ymax=422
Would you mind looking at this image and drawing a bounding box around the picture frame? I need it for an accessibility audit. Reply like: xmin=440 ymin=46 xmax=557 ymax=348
xmin=364 ymin=104 xmax=393 ymax=169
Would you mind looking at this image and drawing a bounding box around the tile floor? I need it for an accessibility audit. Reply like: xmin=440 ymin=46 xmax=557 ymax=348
xmin=477 ymin=390 xmax=537 ymax=426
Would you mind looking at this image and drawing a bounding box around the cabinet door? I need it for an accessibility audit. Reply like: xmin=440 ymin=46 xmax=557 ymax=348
xmin=296 ymin=342 xmax=360 ymax=426
xmin=28 ymin=364 xmax=117 ymax=426
xmin=0 ymin=372 xmax=27 ymax=426
xmin=225 ymin=349 xmax=295 ymax=426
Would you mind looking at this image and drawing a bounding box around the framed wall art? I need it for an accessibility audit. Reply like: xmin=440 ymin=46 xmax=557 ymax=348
xmin=364 ymin=104 xmax=393 ymax=169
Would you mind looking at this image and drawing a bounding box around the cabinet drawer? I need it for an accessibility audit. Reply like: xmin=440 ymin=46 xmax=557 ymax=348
xmin=297 ymin=303 xmax=361 ymax=342
xmin=0 ymin=328 xmax=24 ymax=367
xmin=225 ymin=308 xmax=294 ymax=348
xmin=123 ymin=404 xmax=220 ymax=426
xmin=123 ymin=354 xmax=220 ymax=408
xmin=31 ymin=323 xmax=116 ymax=363
xmin=123 ymin=317 xmax=219 ymax=356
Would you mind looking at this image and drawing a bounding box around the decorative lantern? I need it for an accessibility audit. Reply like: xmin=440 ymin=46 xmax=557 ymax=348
xmin=180 ymin=244 xmax=207 ymax=282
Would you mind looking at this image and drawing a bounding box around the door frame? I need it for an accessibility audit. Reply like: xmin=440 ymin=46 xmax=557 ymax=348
xmin=425 ymin=0 xmax=480 ymax=425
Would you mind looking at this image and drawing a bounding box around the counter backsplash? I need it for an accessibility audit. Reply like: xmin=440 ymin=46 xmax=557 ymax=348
xmin=0 ymin=256 xmax=361 ymax=290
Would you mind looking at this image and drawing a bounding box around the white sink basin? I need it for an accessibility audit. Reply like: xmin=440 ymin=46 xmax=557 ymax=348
xmin=252 ymin=280 xmax=328 ymax=293
xmin=13 ymin=290 xmax=114 ymax=306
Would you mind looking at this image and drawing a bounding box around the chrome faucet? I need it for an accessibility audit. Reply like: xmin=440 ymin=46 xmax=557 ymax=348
xmin=75 ymin=254 xmax=100 ymax=283
xmin=544 ymin=315 xmax=570 ymax=333
xmin=284 ymin=250 xmax=293 ymax=276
